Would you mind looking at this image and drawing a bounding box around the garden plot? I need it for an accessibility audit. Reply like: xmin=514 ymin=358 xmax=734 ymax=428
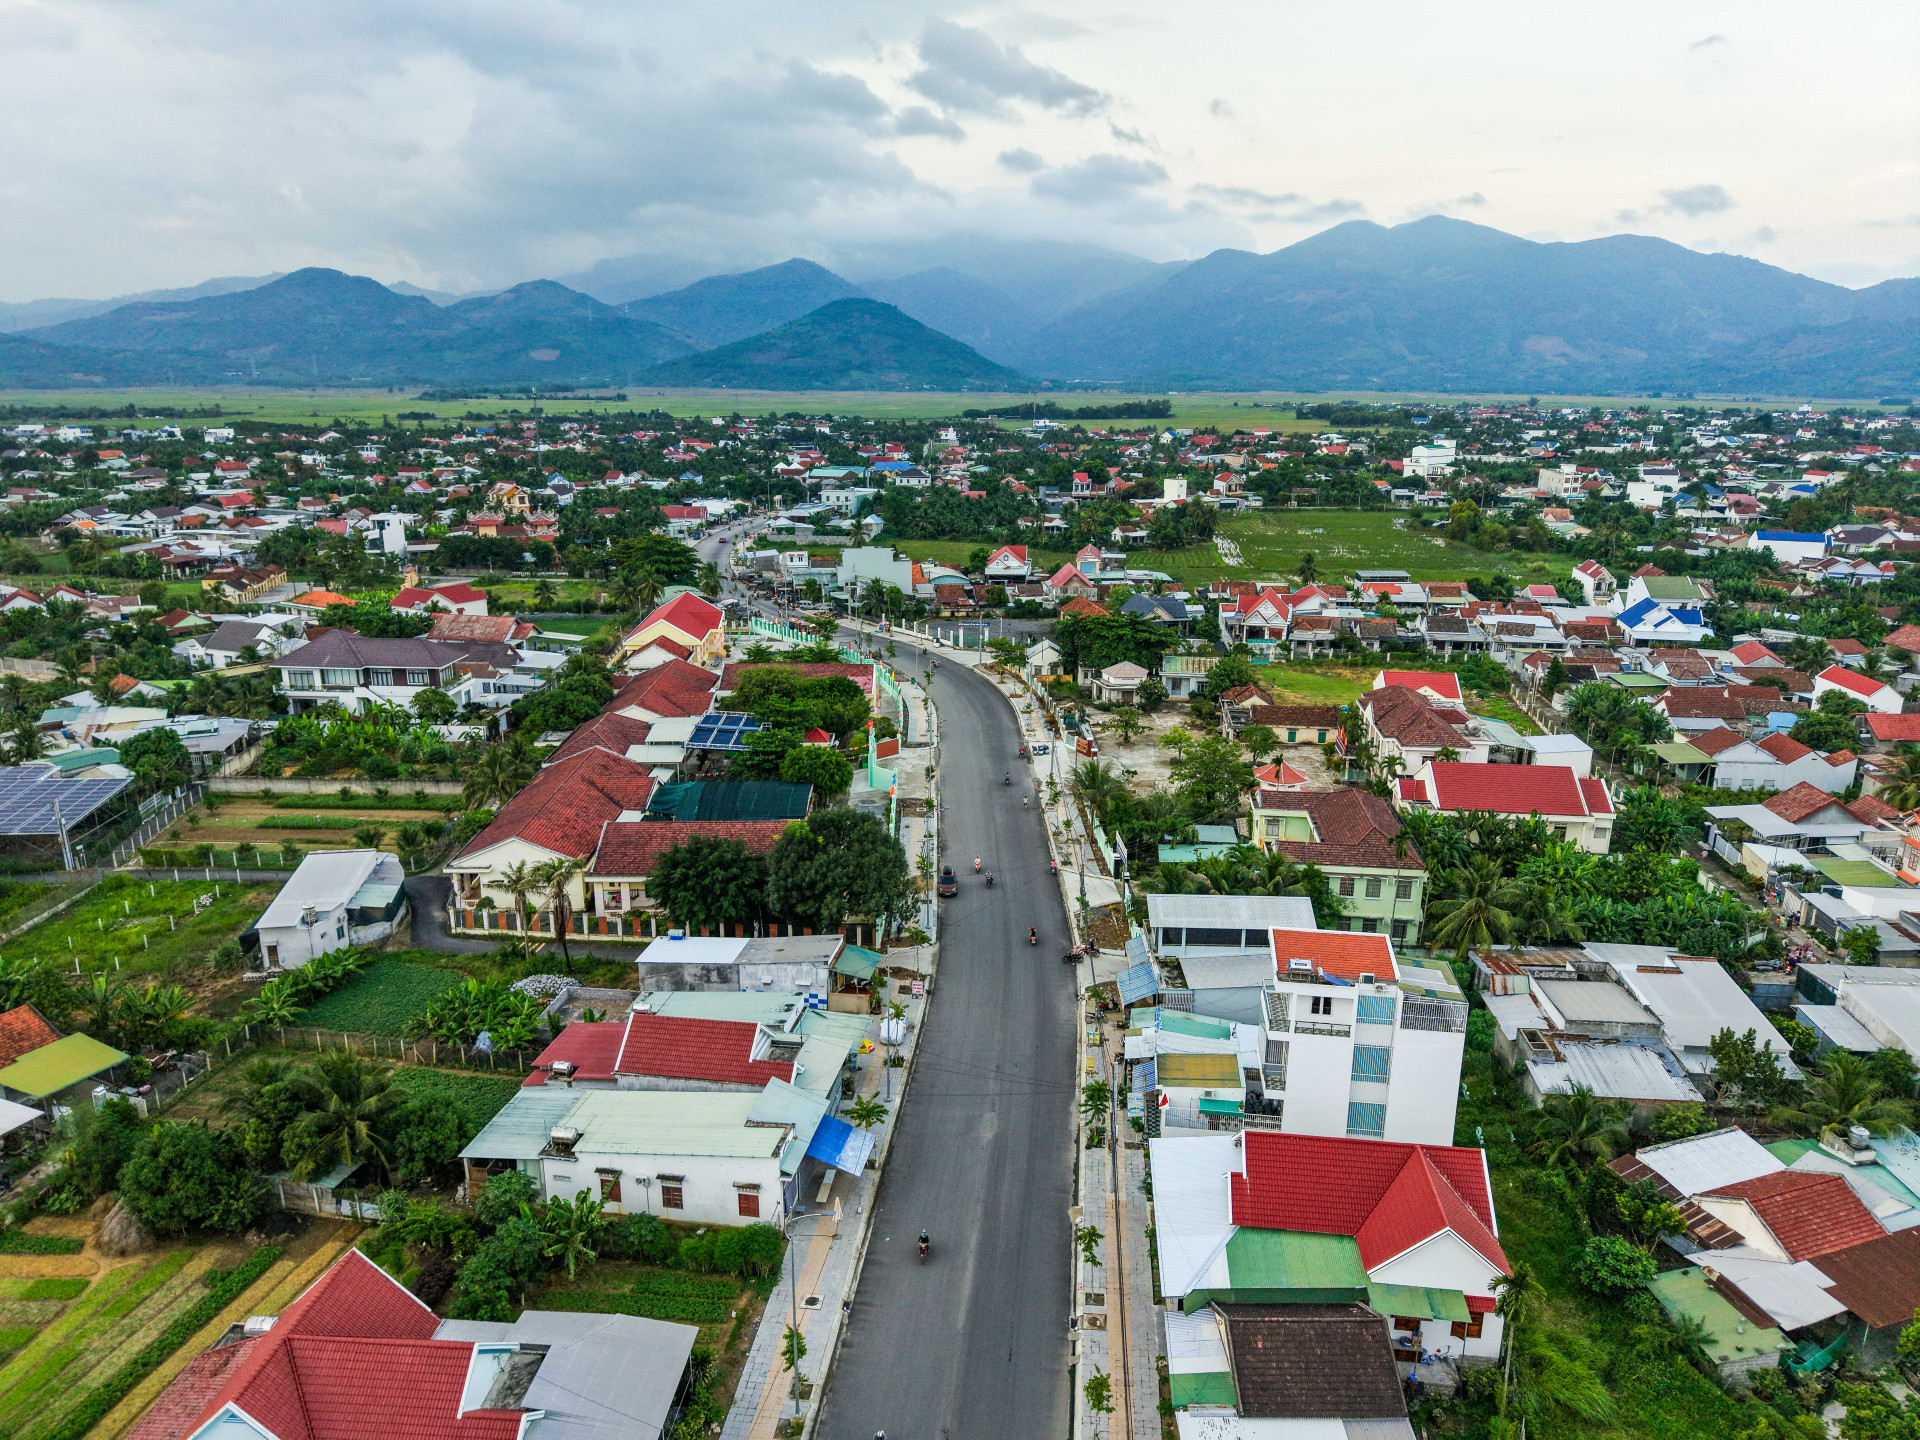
xmin=2 ymin=875 xmax=270 ymax=979
xmin=295 ymin=959 xmax=463 ymax=1036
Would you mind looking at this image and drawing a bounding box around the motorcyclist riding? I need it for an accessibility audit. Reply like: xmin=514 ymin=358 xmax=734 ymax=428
xmin=985 ymin=872 xmax=994 ymax=888
xmin=1004 ymin=772 xmax=1011 ymax=785
xmin=1029 ymin=927 xmax=1038 ymax=945
xmin=974 ymin=856 xmax=981 ymax=872
xmin=918 ymin=1231 xmax=930 ymax=1261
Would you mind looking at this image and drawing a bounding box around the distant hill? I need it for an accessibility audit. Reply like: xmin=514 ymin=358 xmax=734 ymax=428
xmin=619 ymin=260 xmax=866 ymax=347
xmin=20 ymin=269 xmax=694 ymax=387
xmin=1005 ymin=218 xmax=1920 ymax=395
xmin=0 ymin=332 xmax=162 ymax=387
xmin=639 ymin=298 xmax=1033 ymax=390
xmin=0 ymin=273 xmax=283 ymax=334
xmin=861 ymin=268 xmax=1026 ymax=356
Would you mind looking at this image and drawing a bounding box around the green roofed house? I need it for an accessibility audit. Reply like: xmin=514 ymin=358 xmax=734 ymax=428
xmin=0 ymin=1032 xmax=128 ymax=1111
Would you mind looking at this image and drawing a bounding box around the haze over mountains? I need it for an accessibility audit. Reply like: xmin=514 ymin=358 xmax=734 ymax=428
xmin=2 ymin=221 xmax=1915 ymax=396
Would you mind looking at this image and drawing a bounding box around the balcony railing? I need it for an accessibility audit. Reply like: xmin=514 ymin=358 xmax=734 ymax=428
xmin=1401 ymin=997 xmax=1468 ymax=1034
xmin=1294 ymin=1021 xmax=1351 ymax=1038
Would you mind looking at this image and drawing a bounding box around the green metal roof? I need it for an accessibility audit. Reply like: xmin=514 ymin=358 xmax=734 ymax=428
xmin=1169 ymin=1373 xmax=1236 ymax=1409
xmin=834 ymin=945 xmax=881 ymax=980
xmin=1367 ymin=1282 xmax=1471 ymax=1322
xmin=0 ymin=1033 xmax=127 ymax=1099
xmin=1811 ymin=857 xmax=1909 ymax=889
xmin=1147 ymin=1011 xmax=1233 ymax=1040
xmin=1651 ymin=742 xmax=1710 ymax=764
xmin=1642 ymin=577 xmax=1706 ymax=600
xmin=461 ymin=1089 xmax=783 ymax=1163
xmin=1764 ymin=1138 xmax=1920 ymax=1210
xmin=646 ymin=781 xmax=812 ymax=823
xmin=1609 ymin=673 xmax=1667 ymax=690
xmin=1225 ymin=1228 xmax=1367 ymax=1291
xmin=1649 ymin=1268 xmax=1787 ymax=1365
xmin=1156 ymin=1053 xmax=1243 ymax=1087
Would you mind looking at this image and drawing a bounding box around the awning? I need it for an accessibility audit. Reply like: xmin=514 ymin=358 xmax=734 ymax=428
xmin=1367 ymin=1282 xmax=1472 ymax=1322
xmin=805 ymin=1115 xmax=875 ymax=1172
xmin=0 ymin=1033 xmax=127 ymax=1099
xmin=834 ymin=946 xmax=881 ymax=981
xmin=0 ymin=1096 xmax=43 ymax=1135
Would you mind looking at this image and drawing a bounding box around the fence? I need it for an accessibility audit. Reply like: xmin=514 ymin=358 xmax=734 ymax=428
xmin=220 ymin=1023 xmax=541 ymax=1074
xmin=274 ymin=1178 xmax=386 ymax=1221
xmin=107 ymin=783 xmax=205 ymax=870
xmin=446 ymin=907 xmax=646 ymax=939
xmin=209 ymin=777 xmax=466 ymax=797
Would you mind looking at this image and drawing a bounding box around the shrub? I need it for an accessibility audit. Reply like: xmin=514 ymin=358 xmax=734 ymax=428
xmin=0 ymin=1231 xmax=83 ymax=1255
xmin=1648 ymin=1101 xmax=1714 ymax=1142
xmin=712 ymin=1221 xmax=784 ymax=1278
xmin=602 ymin=1212 xmax=677 ymax=1265
xmin=678 ymin=1232 xmax=718 ymax=1273
xmin=1574 ymin=1235 xmax=1657 ymax=1295
xmin=392 ymin=1096 xmax=473 ymax=1185
xmin=118 ymin=1122 xmax=269 ymax=1235
xmin=473 ymin=1169 xmax=540 ymax=1232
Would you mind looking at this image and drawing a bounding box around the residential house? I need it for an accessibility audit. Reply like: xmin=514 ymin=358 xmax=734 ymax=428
xmin=1815 ymin=664 xmax=1902 ymax=715
xmin=1146 ymin=893 xmax=1316 ymax=962
xmin=1373 ymin=670 xmax=1464 ymax=705
xmin=1160 ymin=1303 xmax=1411 ymax=1434
xmin=1086 ymin=661 xmax=1148 ymax=706
xmin=1396 ymin=761 xmax=1614 ymax=853
xmin=1149 ymin=1130 xmax=1509 ymax=1370
xmin=460 ymin=1085 xmax=822 ymax=1225
xmin=1705 ymin=782 xmax=1901 ymax=872
xmin=1157 ymin=653 xmax=1218 ymax=700
xmin=254 ymin=850 xmax=407 ymax=969
xmin=1249 ymin=788 xmax=1428 ymax=945
xmin=582 ymin=817 xmax=787 ymax=934
xmin=1749 ymin=530 xmax=1830 ymax=565
xmin=0 ymin=1028 xmax=127 ymax=1115
xmin=393 ymin=581 xmax=488 ymax=616
xmin=1353 ymin=686 xmax=1489 ymax=771
xmin=983 ymin=544 xmax=1031 ymax=582
xmin=1616 ymin=597 xmax=1711 ymax=646
xmin=1218 ymin=588 xmax=1293 ymax=657
xmin=173 ymin=620 xmax=287 ymax=669
xmin=447 ymin=749 xmax=658 ymax=918
xmin=124 ymin=1249 xmax=698 ymax=1440
xmin=1572 ymin=559 xmax=1617 ymax=607
xmin=270 ymin=631 xmax=520 ymax=714
xmin=1600 ymin=944 xmax=1798 ymax=1082
xmin=1231 ymin=704 xmax=1339 ymax=747
xmin=618 ymin=593 xmax=726 ymax=669
xmin=1656 ymin=726 xmax=1858 ymax=794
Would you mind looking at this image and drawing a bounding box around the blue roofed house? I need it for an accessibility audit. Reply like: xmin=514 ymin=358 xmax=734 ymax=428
xmin=1615 ymin=597 xmax=1711 ymax=647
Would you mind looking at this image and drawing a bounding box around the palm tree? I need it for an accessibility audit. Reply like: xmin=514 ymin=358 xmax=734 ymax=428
xmin=1068 ymin=760 xmax=1128 ymax=816
xmin=1877 ymin=747 xmax=1920 ymax=811
xmin=530 ymin=856 xmax=584 ymax=972
xmin=631 ymin=565 xmax=663 ymax=612
xmin=352 ymin=824 xmax=386 ymax=851
xmin=1296 ymin=552 xmax=1318 ymax=585
xmin=499 ymin=860 xmax=539 ymax=923
xmin=286 ymin=1053 xmax=407 ymax=1183
xmin=1770 ymin=1053 xmax=1915 ymax=1142
xmin=1426 ymin=855 xmax=1520 ymax=956
xmin=1511 ymin=880 xmax=1583 ymax=945
xmin=697 ymin=562 xmax=722 ymax=598
xmin=1491 ymin=1259 xmax=1544 ymax=1414
xmin=532 ymin=578 xmax=558 ymax=610
xmin=1529 ymin=1084 xmax=1631 ymax=1168
xmin=462 ymin=745 xmax=534 ymax=810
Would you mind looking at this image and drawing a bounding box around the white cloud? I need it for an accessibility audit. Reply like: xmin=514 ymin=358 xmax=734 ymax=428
xmin=997 ymin=148 xmax=1046 ymax=174
xmin=907 ymin=20 xmax=1105 ymax=118
xmin=1031 ymin=153 xmax=1168 ymax=205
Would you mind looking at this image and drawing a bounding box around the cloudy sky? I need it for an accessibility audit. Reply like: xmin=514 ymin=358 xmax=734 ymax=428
xmin=1 ymin=0 xmax=1915 ymax=299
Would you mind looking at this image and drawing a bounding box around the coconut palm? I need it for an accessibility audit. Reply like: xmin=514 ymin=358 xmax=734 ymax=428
xmin=532 ymin=578 xmax=558 ymax=610
xmin=1511 ymin=880 xmax=1584 ymax=945
xmin=352 ymin=824 xmax=387 ymax=851
xmin=285 ymin=1052 xmax=408 ymax=1183
xmin=462 ymin=745 xmax=534 ymax=810
xmin=1876 ymin=748 xmax=1920 ymax=811
xmin=1296 ymin=552 xmax=1318 ymax=585
xmin=498 ymin=860 xmax=539 ymax=922
xmin=1529 ymin=1083 xmax=1631 ymax=1168
xmin=530 ymin=855 xmax=584 ymax=973
xmin=697 ymin=562 xmax=722 ymax=599
xmin=1425 ymin=855 xmax=1521 ymax=956
xmin=1068 ymin=760 xmax=1128 ymax=815
xmin=1769 ymin=1053 xmax=1915 ymax=1141
xmin=630 ymin=565 xmax=663 ymax=612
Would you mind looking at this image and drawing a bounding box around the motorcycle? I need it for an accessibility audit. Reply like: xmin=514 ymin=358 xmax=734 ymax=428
xmin=918 ymin=1234 xmax=930 ymax=1263
xmin=985 ymin=873 xmax=994 ymax=889
xmin=1029 ymin=928 xmax=1039 ymax=945
xmin=973 ymin=857 xmax=982 ymax=873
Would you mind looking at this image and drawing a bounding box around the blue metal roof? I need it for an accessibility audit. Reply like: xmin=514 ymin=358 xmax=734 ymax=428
xmin=1117 ymin=961 xmax=1161 ymax=1005
xmin=1756 ymin=530 xmax=1827 ymax=543
xmin=806 ymin=1114 xmax=875 ymax=1172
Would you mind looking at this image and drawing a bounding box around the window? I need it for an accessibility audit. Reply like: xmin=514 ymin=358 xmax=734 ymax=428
xmin=1346 ymin=1101 xmax=1387 ymax=1138
xmin=1338 ymin=876 xmax=1356 ymax=897
xmin=596 ymin=1170 xmax=622 ymax=1203
xmin=321 ymin=667 xmax=358 ymax=687
xmin=285 ymin=670 xmax=315 ymax=689
xmin=369 ymin=669 xmax=394 ymax=687
xmin=1286 ymin=729 xmax=1298 ymax=742
xmin=1450 ymin=1313 xmax=1486 ymax=1340
xmin=1159 ymin=927 xmax=1184 ymax=948
xmin=738 ymin=1191 xmax=760 ymax=1218
xmin=659 ymin=1182 xmax=684 ymax=1210
xmin=1552 ymin=826 xmax=1568 ymax=841
xmin=1361 ymin=917 xmax=1380 ymax=934
xmin=1365 ymin=878 xmax=1382 ymax=899
xmin=1390 ymin=919 xmax=1410 ymax=943
xmin=1356 ymin=995 xmax=1396 ymax=1024
xmin=1309 ymin=995 xmax=1334 ymax=1016
xmin=1352 ymin=1045 xmax=1392 ymax=1081
xmin=1186 ymin=927 xmax=1243 ymax=948
xmin=1395 ymin=878 xmax=1415 ymax=901
xmin=1334 ymin=917 xmax=1353 ymax=932
xmin=407 ymin=669 xmax=431 ymax=686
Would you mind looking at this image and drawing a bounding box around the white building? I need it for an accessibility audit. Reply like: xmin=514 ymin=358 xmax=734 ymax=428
xmin=1146 ymin=893 xmax=1317 ymax=962
xmin=255 ymin=849 xmax=407 ymax=968
xmin=1749 ymin=530 xmax=1830 ymax=566
xmin=1815 ymin=664 xmax=1902 ymax=715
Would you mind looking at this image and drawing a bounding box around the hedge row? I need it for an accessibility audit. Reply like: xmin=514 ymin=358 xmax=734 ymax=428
xmin=39 ymin=1245 xmax=282 ymax=1440
xmin=270 ymin=794 xmax=463 ymax=812
xmin=0 ymin=1233 xmax=82 ymax=1255
xmin=534 ymin=1288 xmax=734 ymax=1324
xmin=138 ymin=847 xmax=302 ymax=869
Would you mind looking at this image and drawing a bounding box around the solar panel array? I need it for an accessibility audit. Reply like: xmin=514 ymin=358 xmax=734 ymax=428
xmin=687 ymin=711 xmax=766 ymax=753
xmin=0 ymin=767 xmax=132 ymax=836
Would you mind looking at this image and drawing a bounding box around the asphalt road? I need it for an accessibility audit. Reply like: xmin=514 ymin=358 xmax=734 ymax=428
xmin=814 ymin=640 xmax=1077 ymax=1440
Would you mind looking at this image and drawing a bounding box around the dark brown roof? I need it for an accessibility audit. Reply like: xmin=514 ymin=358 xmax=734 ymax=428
xmin=1809 ymin=1228 xmax=1920 ymax=1329
xmin=1268 ymin=788 xmax=1424 ymax=872
xmin=1358 ymin=685 xmax=1466 ymax=749
xmin=1247 ymin=704 xmax=1340 ymax=729
xmin=1219 ymin=1304 xmax=1406 ymax=1420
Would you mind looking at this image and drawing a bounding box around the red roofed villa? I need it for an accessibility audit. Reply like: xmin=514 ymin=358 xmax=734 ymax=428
xmin=1396 ymin=760 xmax=1614 ymax=852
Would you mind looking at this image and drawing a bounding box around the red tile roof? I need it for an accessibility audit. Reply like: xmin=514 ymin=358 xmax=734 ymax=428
xmin=1420 ymin=762 xmax=1609 ymax=819
xmin=1819 ymin=664 xmax=1891 ymax=699
xmin=525 ymin=1020 xmax=626 ymax=1086
xmin=616 ymin=1013 xmax=793 ymax=1086
xmin=1868 ymin=714 xmax=1920 ymax=742
xmin=1688 ymin=727 xmax=1749 ymax=758
xmin=1058 ymin=596 xmax=1109 ymax=619
xmin=1763 ymin=781 xmax=1847 ymax=824
xmin=0 ymin=1004 xmax=59 ymax=1068
xmin=455 ymin=749 xmax=656 ymax=862
xmin=1730 ymin=640 xmax=1781 ymax=665
xmin=1377 ymin=671 xmax=1464 ymax=703
xmin=125 ymin=1337 xmax=265 ymax=1440
xmin=588 ymin=818 xmax=788 ymax=878
xmin=1229 ymin=1133 xmax=1507 ymax=1279
xmin=547 ymin=711 xmax=654 ymax=765
xmin=1267 ymin=928 xmax=1397 ymax=983
xmin=1755 ymin=731 xmax=1814 ymax=763
xmin=612 ymin=659 xmax=718 ymax=719
xmin=1884 ymin=625 xmax=1920 ymax=655
xmin=1705 ymin=1170 xmax=1885 ymax=1261
xmin=426 ymin=614 xmax=531 ymax=645
xmin=637 ymin=591 xmax=723 ymax=638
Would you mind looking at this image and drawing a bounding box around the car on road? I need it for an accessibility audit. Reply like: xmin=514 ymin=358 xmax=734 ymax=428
xmin=937 ymin=865 xmax=958 ymax=897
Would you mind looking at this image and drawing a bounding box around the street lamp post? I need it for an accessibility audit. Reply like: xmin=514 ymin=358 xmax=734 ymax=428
xmin=783 ymin=1210 xmax=837 ymax=1424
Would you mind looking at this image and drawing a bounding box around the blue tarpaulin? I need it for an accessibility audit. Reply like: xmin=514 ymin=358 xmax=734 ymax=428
xmin=1134 ymin=1057 xmax=1157 ymax=1092
xmin=806 ymin=1115 xmax=875 ymax=1173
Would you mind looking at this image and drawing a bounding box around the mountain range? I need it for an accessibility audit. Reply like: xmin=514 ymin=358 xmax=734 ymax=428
xmin=2 ymin=221 xmax=1915 ymax=396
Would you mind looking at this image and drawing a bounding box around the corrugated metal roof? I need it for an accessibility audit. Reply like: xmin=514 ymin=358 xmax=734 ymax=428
xmin=1534 ymin=979 xmax=1657 ymax=1026
xmin=0 ymin=1032 xmax=127 ymax=1098
xmin=461 ymin=1088 xmax=781 ymax=1162
xmin=1148 ymin=894 xmax=1317 ymax=929
xmin=259 ymin=849 xmax=385 ymax=929
xmin=1224 ymin=1227 xmax=1367 ymax=1291
xmin=1179 ymin=952 xmax=1276 ymax=990
xmin=1527 ymin=1041 xmax=1700 ymax=1102
xmin=433 ymin=1311 xmax=695 ymax=1440
xmin=1635 ymin=1127 xmax=1782 ymax=1197
xmin=1793 ymin=1003 xmax=1880 ymax=1053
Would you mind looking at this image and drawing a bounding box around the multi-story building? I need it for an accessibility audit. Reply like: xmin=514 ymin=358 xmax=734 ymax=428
xmin=270 ymin=630 xmax=519 ymax=713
